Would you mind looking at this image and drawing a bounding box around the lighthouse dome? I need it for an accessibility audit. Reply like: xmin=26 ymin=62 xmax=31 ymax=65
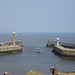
xmin=13 ymin=32 xmax=16 ymax=35
xmin=57 ymin=37 xmax=59 ymax=40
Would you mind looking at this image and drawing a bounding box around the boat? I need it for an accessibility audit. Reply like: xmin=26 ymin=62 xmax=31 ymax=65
xmin=37 ymin=48 xmax=40 ymax=53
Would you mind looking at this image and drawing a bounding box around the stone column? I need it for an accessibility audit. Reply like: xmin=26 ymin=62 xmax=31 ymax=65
xmin=56 ymin=37 xmax=59 ymax=46
xmin=13 ymin=32 xmax=16 ymax=45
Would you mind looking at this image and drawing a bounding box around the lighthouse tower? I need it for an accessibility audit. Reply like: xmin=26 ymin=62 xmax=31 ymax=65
xmin=13 ymin=32 xmax=16 ymax=45
xmin=56 ymin=37 xmax=59 ymax=46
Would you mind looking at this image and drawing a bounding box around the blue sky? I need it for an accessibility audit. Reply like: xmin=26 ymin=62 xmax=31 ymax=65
xmin=0 ymin=0 xmax=75 ymax=33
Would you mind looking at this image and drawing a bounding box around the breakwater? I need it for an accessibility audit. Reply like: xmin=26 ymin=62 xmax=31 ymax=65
xmin=53 ymin=45 xmax=75 ymax=57
xmin=46 ymin=41 xmax=75 ymax=48
xmin=0 ymin=45 xmax=22 ymax=55
xmin=46 ymin=37 xmax=75 ymax=58
xmin=0 ymin=32 xmax=23 ymax=55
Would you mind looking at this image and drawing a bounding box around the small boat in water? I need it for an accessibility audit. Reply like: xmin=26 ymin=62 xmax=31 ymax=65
xmin=37 ymin=48 xmax=40 ymax=53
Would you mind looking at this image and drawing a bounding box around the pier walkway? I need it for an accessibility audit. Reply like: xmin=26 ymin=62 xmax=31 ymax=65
xmin=46 ymin=41 xmax=75 ymax=48
xmin=46 ymin=37 xmax=75 ymax=57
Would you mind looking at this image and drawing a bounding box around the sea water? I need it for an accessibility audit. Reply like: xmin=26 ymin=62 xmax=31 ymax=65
xmin=0 ymin=33 xmax=75 ymax=75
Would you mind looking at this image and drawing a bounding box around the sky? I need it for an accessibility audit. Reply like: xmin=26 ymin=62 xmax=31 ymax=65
xmin=0 ymin=0 xmax=75 ymax=33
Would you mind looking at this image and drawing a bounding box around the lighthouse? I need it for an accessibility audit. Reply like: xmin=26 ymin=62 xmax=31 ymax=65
xmin=13 ymin=32 xmax=16 ymax=45
xmin=56 ymin=37 xmax=59 ymax=46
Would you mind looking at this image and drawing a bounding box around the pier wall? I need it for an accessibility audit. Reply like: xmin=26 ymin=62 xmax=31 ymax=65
xmin=52 ymin=46 xmax=62 ymax=55
xmin=46 ymin=40 xmax=75 ymax=58
xmin=0 ymin=50 xmax=22 ymax=55
xmin=52 ymin=45 xmax=75 ymax=57
xmin=0 ymin=45 xmax=22 ymax=55
xmin=46 ymin=44 xmax=55 ymax=48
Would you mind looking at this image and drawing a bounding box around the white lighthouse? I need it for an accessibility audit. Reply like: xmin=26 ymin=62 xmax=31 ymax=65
xmin=13 ymin=32 xmax=16 ymax=45
xmin=56 ymin=37 xmax=59 ymax=46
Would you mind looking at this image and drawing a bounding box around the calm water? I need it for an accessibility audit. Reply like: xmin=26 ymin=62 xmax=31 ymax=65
xmin=0 ymin=33 xmax=75 ymax=75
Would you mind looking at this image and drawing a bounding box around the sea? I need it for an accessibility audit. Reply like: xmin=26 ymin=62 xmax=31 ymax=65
xmin=0 ymin=33 xmax=75 ymax=75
